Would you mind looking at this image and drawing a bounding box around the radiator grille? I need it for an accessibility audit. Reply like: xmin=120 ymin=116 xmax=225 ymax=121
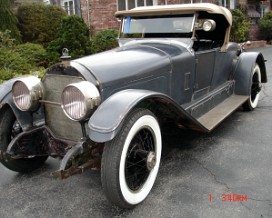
xmin=42 ymin=74 xmax=84 ymax=141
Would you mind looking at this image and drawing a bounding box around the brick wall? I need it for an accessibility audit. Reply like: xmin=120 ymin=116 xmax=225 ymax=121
xmin=81 ymin=0 xmax=185 ymax=35
xmin=89 ymin=0 xmax=119 ymax=34
xmin=165 ymin=0 xmax=180 ymax=4
xmin=158 ymin=0 xmax=166 ymax=4
xmin=80 ymin=0 xmax=119 ymax=35
xmin=158 ymin=0 xmax=183 ymax=4
xmin=83 ymin=0 xmax=182 ymax=35
xmin=80 ymin=0 xmax=265 ymax=39
xmin=249 ymin=24 xmax=261 ymax=40
xmin=80 ymin=0 xmax=89 ymax=29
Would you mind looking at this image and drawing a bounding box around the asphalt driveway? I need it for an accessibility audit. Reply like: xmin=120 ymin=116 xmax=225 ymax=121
xmin=0 ymin=46 xmax=271 ymax=218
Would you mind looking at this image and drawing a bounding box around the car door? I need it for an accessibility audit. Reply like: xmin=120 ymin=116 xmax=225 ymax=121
xmin=193 ymin=48 xmax=216 ymax=99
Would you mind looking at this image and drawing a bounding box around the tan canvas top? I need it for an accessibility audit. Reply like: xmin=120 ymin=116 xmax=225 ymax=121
xmin=115 ymin=3 xmax=232 ymax=25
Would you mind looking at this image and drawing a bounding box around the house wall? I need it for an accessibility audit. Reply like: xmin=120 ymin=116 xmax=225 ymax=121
xmin=249 ymin=24 xmax=261 ymax=40
xmin=80 ymin=0 xmax=270 ymax=40
xmin=80 ymin=0 xmax=182 ymax=34
xmin=80 ymin=0 xmax=119 ymax=34
xmin=90 ymin=0 xmax=119 ymax=33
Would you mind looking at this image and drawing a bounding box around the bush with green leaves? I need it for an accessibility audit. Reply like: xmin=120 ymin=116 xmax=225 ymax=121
xmin=0 ymin=68 xmax=15 ymax=83
xmin=0 ymin=47 xmax=30 ymax=82
xmin=259 ymin=11 xmax=272 ymax=41
xmin=91 ymin=29 xmax=118 ymax=54
xmin=230 ymin=9 xmax=250 ymax=42
xmin=0 ymin=0 xmax=21 ymax=42
xmin=14 ymin=43 xmax=48 ymax=67
xmin=17 ymin=3 xmax=66 ymax=47
xmin=46 ymin=15 xmax=91 ymax=62
xmin=0 ymin=42 xmax=47 ymax=83
xmin=0 ymin=30 xmax=16 ymax=49
xmin=0 ymin=47 xmax=32 ymax=75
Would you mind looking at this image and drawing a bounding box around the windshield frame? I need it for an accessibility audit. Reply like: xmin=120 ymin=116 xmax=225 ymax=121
xmin=119 ymin=14 xmax=196 ymax=39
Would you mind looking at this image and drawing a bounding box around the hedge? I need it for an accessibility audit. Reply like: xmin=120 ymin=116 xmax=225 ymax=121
xmin=17 ymin=3 xmax=66 ymax=47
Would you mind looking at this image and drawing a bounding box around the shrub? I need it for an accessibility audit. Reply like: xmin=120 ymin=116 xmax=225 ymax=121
xmin=0 ymin=47 xmax=32 ymax=75
xmin=0 ymin=30 xmax=16 ymax=49
xmin=91 ymin=29 xmax=118 ymax=54
xmin=230 ymin=9 xmax=250 ymax=42
xmin=0 ymin=45 xmax=46 ymax=82
xmin=259 ymin=11 xmax=272 ymax=41
xmin=14 ymin=43 xmax=48 ymax=67
xmin=46 ymin=15 xmax=91 ymax=60
xmin=0 ymin=68 xmax=15 ymax=83
xmin=0 ymin=0 xmax=21 ymax=42
xmin=17 ymin=3 xmax=66 ymax=47
xmin=44 ymin=50 xmax=60 ymax=67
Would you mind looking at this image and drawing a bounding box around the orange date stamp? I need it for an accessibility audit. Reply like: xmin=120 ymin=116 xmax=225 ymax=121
xmin=209 ymin=193 xmax=248 ymax=202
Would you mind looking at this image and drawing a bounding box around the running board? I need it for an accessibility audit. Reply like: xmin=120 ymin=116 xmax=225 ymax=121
xmin=197 ymin=95 xmax=248 ymax=131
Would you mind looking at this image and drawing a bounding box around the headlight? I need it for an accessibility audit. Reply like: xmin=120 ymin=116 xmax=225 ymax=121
xmin=12 ymin=76 xmax=43 ymax=111
xmin=61 ymin=81 xmax=101 ymax=121
xmin=203 ymin=19 xmax=216 ymax=32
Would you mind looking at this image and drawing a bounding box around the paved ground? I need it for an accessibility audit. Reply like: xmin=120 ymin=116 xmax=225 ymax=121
xmin=0 ymin=46 xmax=272 ymax=218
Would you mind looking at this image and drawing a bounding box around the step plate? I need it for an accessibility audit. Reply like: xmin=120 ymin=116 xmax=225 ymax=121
xmin=197 ymin=95 xmax=249 ymax=131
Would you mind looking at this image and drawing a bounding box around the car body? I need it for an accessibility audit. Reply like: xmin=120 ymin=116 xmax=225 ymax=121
xmin=0 ymin=3 xmax=267 ymax=208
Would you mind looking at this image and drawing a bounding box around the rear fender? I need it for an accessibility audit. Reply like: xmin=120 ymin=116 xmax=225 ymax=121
xmin=88 ymin=89 xmax=207 ymax=143
xmin=234 ymin=52 xmax=267 ymax=96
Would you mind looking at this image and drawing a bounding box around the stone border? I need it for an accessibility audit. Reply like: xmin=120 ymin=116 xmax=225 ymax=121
xmin=244 ymin=40 xmax=267 ymax=49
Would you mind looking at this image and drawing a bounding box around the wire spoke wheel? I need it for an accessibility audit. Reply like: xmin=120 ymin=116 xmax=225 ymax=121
xmin=125 ymin=128 xmax=156 ymax=191
xmin=101 ymin=109 xmax=162 ymax=208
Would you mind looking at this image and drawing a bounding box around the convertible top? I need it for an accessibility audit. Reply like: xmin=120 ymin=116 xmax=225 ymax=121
xmin=115 ymin=3 xmax=232 ymax=26
xmin=116 ymin=3 xmax=232 ymax=51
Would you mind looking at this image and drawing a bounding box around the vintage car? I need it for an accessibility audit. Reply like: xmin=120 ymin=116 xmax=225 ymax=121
xmin=0 ymin=3 xmax=267 ymax=208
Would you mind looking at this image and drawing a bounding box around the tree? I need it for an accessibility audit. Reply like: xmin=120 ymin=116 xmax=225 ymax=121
xmin=230 ymin=9 xmax=250 ymax=42
xmin=46 ymin=15 xmax=91 ymax=61
xmin=259 ymin=11 xmax=272 ymax=41
xmin=0 ymin=0 xmax=21 ymax=42
xmin=17 ymin=3 xmax=66 ymax=47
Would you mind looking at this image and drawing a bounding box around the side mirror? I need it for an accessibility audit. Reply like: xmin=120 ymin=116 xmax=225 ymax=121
xmin=202 ymin=19 xmax=216 ymax=32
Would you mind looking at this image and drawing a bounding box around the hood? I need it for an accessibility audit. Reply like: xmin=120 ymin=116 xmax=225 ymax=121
xmin=72 ymin=43 xmax=179 ymax=89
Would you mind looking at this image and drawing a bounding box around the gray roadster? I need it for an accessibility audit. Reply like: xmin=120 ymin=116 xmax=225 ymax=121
xmin=0 ymin=3 xmax=267 ymax=208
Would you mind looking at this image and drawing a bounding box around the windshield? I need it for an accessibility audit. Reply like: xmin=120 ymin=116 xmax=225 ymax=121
xmin=120 ymin=14 xmax=194 ymax=38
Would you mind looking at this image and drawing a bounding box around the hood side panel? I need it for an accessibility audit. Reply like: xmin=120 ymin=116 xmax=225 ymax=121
xmin=73 ymin=45 xmax=173 ymax=89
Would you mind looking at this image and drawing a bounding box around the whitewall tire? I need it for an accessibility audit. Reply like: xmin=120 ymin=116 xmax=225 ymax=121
xmin=101 ymin=109 xmax=162 ymax=208
xmin=243 ymin=64 xmax=262 ymax=111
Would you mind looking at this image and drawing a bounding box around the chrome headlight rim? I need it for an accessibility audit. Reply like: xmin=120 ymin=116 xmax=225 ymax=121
xmin=61 ymin=81 xmax=101 ymax=121
xmin=202 ymin=19 xmax=216 ymax=32
xmin=12 ymin=76 xmax=43 ymax=111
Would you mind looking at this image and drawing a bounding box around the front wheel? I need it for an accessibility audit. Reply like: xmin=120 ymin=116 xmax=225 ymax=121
xmin=101 ymin=109 xmax=162 ymax=208
xmin=242 ymin=64 xmax=262 ymax=111
xmin=0 ymin=106 xmax=48 ymax=173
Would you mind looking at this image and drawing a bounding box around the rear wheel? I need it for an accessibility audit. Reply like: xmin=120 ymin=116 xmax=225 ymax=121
xmin=243 ymin=64 xmax=262 ymax=111
xmin=0 ymin=107 xmax=48 ymax=173
xmin=101 ymin=109 xmax=162 ymax=208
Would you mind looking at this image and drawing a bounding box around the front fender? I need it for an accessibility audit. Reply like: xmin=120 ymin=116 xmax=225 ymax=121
xmin=88 ymin=89 xmax=207 ymax=143
xmin=234 ymin=52 xmax=267 ymax=96
xmin=0 ymin=78 xmax=18 ymax=103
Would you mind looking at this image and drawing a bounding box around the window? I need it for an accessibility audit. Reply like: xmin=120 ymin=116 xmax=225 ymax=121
xmin=120 ymin=15 xmax=194 ymax=38
xmin=117 ymin=0 xmax=158 ymax=11
xmin=216 ymin=0 xmax=235 ymax=9
xmin=63 ymin=0 xmax=75 ymax=15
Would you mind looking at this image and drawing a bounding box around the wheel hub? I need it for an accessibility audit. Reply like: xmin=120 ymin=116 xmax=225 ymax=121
xmin=146 ymin=151 xmax=156 ymax=171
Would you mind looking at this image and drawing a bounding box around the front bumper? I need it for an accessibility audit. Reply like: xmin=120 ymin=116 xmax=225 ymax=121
xmin=5 ymin=125 xmax=103 ymax=179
